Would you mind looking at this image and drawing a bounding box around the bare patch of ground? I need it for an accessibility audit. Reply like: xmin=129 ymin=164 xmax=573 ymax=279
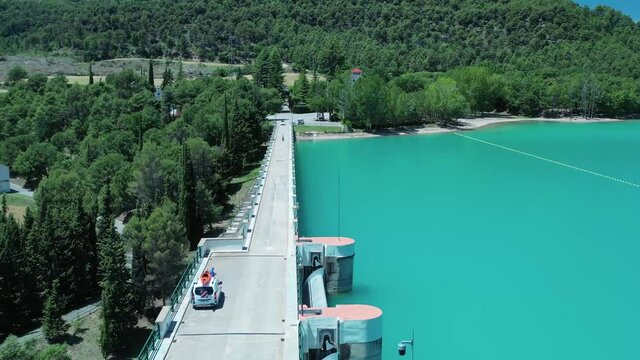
xmin=0 ymin=55 xmax=245 ymax=82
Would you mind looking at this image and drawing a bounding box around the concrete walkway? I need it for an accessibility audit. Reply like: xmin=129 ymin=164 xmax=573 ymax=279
xmin=163 ymin=122 xmax=295 ymax=360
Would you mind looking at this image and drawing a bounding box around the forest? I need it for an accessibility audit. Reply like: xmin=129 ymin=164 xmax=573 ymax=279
xmin=0 ymin=0 xmax=638 ymax=78
xmin=0 ymin=0 xmax=639 ymax=356
xmin=0 ymin=62 xmax=279 ymax=357
xmin=1 ymin=0 xmax=638 ymax=118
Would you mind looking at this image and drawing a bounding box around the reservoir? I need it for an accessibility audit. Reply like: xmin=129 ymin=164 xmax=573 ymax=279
xmin=296 ymin=121 xmax=640 ymax=359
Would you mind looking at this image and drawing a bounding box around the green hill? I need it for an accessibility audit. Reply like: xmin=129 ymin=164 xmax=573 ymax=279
xmin=0 ymin=0 xmax=638 ymax=77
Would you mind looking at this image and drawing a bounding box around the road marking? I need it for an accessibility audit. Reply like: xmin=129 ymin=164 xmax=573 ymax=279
xmin=454 ymin=132 xmax=640 ymax=188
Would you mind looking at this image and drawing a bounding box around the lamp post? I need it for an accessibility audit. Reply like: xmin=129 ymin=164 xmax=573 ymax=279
xmin=397 ymin=330 xmax=414 ymax=360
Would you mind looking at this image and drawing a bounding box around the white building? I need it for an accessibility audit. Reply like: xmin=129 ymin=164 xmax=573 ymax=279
xmin=0 ymin=165 xmax=9 ymax=193
xmin=351 ymin=68 xmax=363 ymax=83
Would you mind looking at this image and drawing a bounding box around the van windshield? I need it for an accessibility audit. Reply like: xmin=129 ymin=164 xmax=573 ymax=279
xmin=194 ymin=286 xmax=214 ymax=297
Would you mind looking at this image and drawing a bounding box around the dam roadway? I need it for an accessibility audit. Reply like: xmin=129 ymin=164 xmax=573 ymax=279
xmin=163 ymin=120 xmax=297 ymax=359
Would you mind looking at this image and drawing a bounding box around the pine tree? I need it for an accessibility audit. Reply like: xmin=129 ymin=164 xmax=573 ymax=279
xmin=254 ymin=49 xmax=270 ymax=88
xmin=42 ymin=279 xmax=66 ymax=343
xmin=143 ymin=200 xmax=188 ymax=304
xmin=97 ymin=186 xmax=135 ymax=356
xmin=267 ymin=48 xmax=284 ymax=91
xmin=88 ymin=62 xmax=94 ymax=85
xmin=148 ymin=58 xmax=155 ymax=91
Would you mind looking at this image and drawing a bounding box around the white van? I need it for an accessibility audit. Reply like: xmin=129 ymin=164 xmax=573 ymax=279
xmin=191 ymin=270 xmax=222 ymax=309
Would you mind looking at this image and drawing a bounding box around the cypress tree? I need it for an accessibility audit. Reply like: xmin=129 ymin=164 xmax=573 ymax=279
xmin=148 ymin=58 xmax=155 ymax=91
xmin=19 ymin=207 xmax=43 ymax=329
xmin=88 ymin=62 xmax=94 ymax=85
xmin=223 ymin=91 xmax=230 ymax=149
xmin=176 ymin=60 xmax=185 ymax=81
xmin=123 ymin=215 xmax=148 ymax=314
xmin=42 ymin=279 xmax=67 ymax=343
xmin=1 ymin=215 xmax=33 ymax=334
xmin=298 ymin=70 xmax=310 ymax=103
xmin=138 ymin=115 xmax=143 ymax=151
xmin=0 ymin=217 xmax=16 ymax=339
xmin=179 ymin=144 xmax=198 ymax=249
xmin=97 ymin=185 xmax=135 ymax=356
xmin=1 ymin=195 xmax=7 ymax=218
xmin=161 ymin=62 xmax=173 ymax=89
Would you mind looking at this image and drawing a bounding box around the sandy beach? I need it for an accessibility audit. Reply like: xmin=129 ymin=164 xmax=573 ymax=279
xmin=296 ymin=115 xmax=628 ymax=141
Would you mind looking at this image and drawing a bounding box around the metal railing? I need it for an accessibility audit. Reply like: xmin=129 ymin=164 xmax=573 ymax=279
xmin=215 ymin=129 xmax=275 ymax=241
xmin=136 ymin=253 xmax=200 ymax=359
xmin=169 ymin=254 xmax=200 ymax=312
xmin=136 ymin=128 xmax=277 ymax=359
xmin=136 ymin=326 xmax=161 ymax=360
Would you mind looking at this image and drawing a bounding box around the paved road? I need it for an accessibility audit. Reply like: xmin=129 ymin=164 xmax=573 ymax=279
xmin=9 ymin=182 xmax=34 ymax=197
xmin=164 ymin=122 xmax=293 ymax=360
xmin=267 ymin=112 xmax=343 ymax=128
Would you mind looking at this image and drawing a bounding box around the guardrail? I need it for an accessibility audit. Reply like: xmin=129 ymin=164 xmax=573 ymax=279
xmin=136 ymin=253 xmax=200 ymax=359
xmin=291 ymin=124 xmax=298 ymax=236
xmin=200 ymin=128 xmax=275 ymax=250
xmin=137 ymin=127 xmax=277 ymax=359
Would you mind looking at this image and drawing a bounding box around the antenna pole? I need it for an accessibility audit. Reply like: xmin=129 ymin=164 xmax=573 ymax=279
xmin=338 ymin=173 xmax=341 ymax=241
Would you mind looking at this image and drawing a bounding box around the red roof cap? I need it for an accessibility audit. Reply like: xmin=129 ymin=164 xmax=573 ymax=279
xmin=351 ymin=68 xmax=363 ymax=74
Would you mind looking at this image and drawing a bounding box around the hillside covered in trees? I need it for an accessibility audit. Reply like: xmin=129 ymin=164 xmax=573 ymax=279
xmin=0 ymin=0 xmax=638 ymax=78
xmin=0 ymin=65 xmax=277 ymax=357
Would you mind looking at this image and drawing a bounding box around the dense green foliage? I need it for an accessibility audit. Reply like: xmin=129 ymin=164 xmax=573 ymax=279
xmin=0 ymin=69 xmax=275 ymax=346
xmin=42 ymin=280 xmax=66 ymax=343
xmin=97 ymin=186 xmax=135 ymax=356
xmin=0 ymin=336 xmax=70 ymax=360
xmin=0 ymin=0 xmax=638 ymax=117
xmin=298 ymin=63 xmax=640 ymax=129
xmin=0 ymin=0 xmax=637 ymax=76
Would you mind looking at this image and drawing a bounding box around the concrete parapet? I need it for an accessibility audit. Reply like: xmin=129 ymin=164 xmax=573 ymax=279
xmin=297 ymin=237 xmax=355 ymax=293
xmin=155 ymin=306 xmax=172 ymax=338
xmin=299 ymin=305 xmax=383 ymax=360
xmin=198 ymin=237 xmax=245 ymax=255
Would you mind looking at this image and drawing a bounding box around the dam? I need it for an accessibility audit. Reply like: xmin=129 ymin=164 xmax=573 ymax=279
xmin=139 ymin=118 xmax=383 ymax=360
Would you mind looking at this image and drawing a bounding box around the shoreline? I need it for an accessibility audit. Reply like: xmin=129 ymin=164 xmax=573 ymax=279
xmin=295 ymin=116 xmax=630 ymax=141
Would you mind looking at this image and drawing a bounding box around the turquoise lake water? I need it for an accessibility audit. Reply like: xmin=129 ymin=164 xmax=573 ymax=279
xmin=296 ymin=121 xmax=640 ymax=359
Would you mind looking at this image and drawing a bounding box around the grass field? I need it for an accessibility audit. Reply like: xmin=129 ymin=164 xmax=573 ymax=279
xmin=55 ymin=75 xmax=163 ymax=86
xmin=284 ymin=73 xmax=325 ymax=86
xmin=65 ymin=312 xmax=102 ymax=360
xmin=0 ymin=55 xmax=247 ymax=82
xmin=31 ymin=310 xmax=153 ymax=360
xmin=103 ymin=57 xmax=244 ymax=68
xmin=3 ymin=192 xmax=35 ymax=221
xmin=294 ymin=125 xmax=345 ymax=134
